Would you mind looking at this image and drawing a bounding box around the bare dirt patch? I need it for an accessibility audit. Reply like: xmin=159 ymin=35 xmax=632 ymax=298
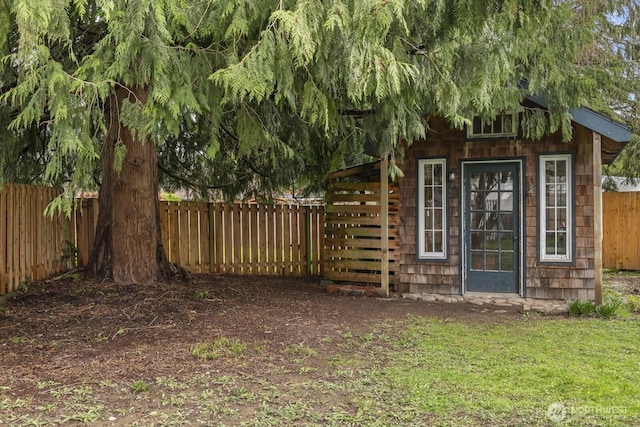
xmin=0 ymin=274 xmax=560 ymax=425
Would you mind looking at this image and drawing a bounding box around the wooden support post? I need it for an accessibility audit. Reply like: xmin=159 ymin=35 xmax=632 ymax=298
xmin=593 ymin=132 xmax=603 ymax=305
xmin=380 ymin=156 xmax=390 ymax=297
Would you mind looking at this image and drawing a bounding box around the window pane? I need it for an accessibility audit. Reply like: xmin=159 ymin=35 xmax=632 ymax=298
xmin=470 ymin=211 xmax=484 ymax=231
xmin=485 ymin=253 xmax=499 ymax=271
xmin=471 ymin=232 xmax=484 ymax=250
xmin=433 ymin=188 xmax=443 ymax=207
xmin=433 ymin=164 xmax=443 ymax=185
xmin=546 ymin=190 xmax=555 ymax=207
xmin=425 ymin=209 xmax=433 ymax=228
xmin=433 ymin=209 xmax=443 ymax=228
xmin=498 ymin=212 xmax=513 ymax=230
xmin=545 ymin=232 xmax=556 ymax=255
xmin=425 ymin=187 xmax=433 ymax=206
xmin=558 ymin=209 xmax=567 ymax=230
xmin=556 ymin=233 xmax=567 ymax=255
xmin=504 ymin=115 xmax=513 ymax=133
xmin=493 ymin=116 xmax=503 ymax=133
xmin=424 ymin=164 xmax=433 ymax=185
xmin=425 ymin=231 xmax=432 ymax=252
xmin=545 ymin=165 xmax=556 ymax=184
xmin=473 ymin=117 xmax=482 ymax=134
xmin=500 ymin=252 xmax=514 ymax=271
xmin=500 ymin=233 xmax=514 ymax=250
xmin=471 ymin=252 xmax=484 ymax=270
xmin=546 ymin=208 xmax=556 ymax=229
xmin=557 ymin=184 xmax=567 ymax=207
xmin=433 ymin=231 xmax=443 ymax=253
xmin=556 ymin=160 xmax=567 ymax=180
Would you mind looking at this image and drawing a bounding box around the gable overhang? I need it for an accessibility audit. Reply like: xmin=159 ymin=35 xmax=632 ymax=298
xmin=525 ymin=94 xmax=631 ymax=165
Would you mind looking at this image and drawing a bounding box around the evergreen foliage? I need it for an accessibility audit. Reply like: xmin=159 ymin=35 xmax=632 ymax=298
xmin=0 ymin=0 xmax=638 ymax=201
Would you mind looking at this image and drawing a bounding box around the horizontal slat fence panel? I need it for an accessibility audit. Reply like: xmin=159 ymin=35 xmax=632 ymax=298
xmin=324 ymin=162 xmax=400 ymax=286
xmin=0 ymin=184 xmax=68 ymax=295
xmin=603 ymin=192 xmax=640 ymax=270
xmin=71 ymin=200 xmax=324 ymax=277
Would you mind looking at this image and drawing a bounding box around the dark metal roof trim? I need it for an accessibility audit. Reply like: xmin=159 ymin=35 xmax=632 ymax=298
xmin=524 ymin=94 xmax=631 ymax=143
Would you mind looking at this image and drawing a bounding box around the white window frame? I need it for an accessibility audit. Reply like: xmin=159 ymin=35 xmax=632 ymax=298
xmin=539 ymin=153 xmax=573 ymax=262
xmin=417 ymin=158 xmax=447 ymax=259
xmin=467 ymin=113 xmax=518 ymax=138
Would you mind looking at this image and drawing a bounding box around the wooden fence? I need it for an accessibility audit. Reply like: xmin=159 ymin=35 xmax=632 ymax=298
xmin=0 ymin=183 xmax=68 ymax=295
xmin=603 ymin=192 xmax=640 ymax=270
xmin=324 ymin=161 xmax=400 ymax=286
xmin=72 ymin=200 xmax=324 ymax=276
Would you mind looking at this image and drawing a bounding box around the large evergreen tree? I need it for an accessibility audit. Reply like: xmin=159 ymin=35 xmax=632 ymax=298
xmin=0 ymin=0 xmax=637 ymax=284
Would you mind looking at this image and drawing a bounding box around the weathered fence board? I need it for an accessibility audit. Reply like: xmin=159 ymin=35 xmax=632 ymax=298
xmin=0 ymin=184 xmax=68 ymax=295
xmin=71 ymin=200 xmax=324 ymax=277
xmin=603 ymin=192 xmax=640 ymax=270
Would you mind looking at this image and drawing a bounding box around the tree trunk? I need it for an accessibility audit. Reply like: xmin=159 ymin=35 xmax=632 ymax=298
xmin=85 ymin=85 xmax=174 ymax=284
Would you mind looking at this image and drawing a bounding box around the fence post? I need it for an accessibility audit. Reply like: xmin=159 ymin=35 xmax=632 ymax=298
xmin=304 ymin=207 xmax=311 ymax=274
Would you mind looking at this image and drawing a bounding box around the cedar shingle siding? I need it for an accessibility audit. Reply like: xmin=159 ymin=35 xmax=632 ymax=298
xmin=398 ymin=117 xmax=597 ymax=300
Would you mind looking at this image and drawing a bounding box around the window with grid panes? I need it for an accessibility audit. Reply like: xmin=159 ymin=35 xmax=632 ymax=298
xmin=417 ymin=158 xmax=447 ymax=259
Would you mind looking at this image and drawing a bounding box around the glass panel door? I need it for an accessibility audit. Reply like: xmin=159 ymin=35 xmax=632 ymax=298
xmin=465 ymin=163 xmax=520 ymax=293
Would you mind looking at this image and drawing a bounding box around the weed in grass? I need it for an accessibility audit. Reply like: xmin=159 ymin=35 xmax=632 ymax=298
xmin=326 ymin=354 xmax=363 ymax=369
xmin=568 ymin=299 xmax=596 ymax=316
xmin=300 ymin=366 xmax=317 ymax=374
xmin=0 ymin=397 xmax=30 ymax=411
xmin=156 ymin=376 xmax=189 ymax=390
xmin=230 ymin=386 xmax=256 ymax=403
xmin=0 ymin=306 xmax=5 ymax=315
xmin=199 ymin=390 xmax=215 ymax=400
xmin=358 ymin=333 xmax=375 ymax=342
xmin=62 ymin=405 xmax=103 ymax=423
xmin=626 ymin=294 xmax=640 ymax=313
xmin=49 ymin=386 xmax=73 ymax=398
xmin=595 ymin=301 xmax=622 ymax=318
xmin=285 ymin=343 xmax=318 ymax=358
xmin=569 ymin=291 xmax=628 ymax=318
xmin=72 ymin=385 xmax=93 ymax=400
xmin=192 ymin=337 xmax=246 ymax=360
xmin=18 ymin=276 xmax=30 ymax=292
xmin=36 ymin=380 xmax=60 ymax=389
xmin=161 ymin=392 xmax=186 ymax=407
xmin=36 ymin=403 xmax=57 ymax=412
xmin=9 ymin=336 xmax=26 ymax=344
xmin=130 ymin=380 xmax=151 ymax=393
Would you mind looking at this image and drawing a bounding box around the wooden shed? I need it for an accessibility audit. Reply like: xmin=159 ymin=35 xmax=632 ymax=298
xmin=324 ymin=101 xmax=631 ymax=302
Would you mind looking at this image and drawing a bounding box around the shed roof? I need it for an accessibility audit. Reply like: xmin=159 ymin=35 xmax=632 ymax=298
xmin=525 ymin=94 xmax=631 ymax=164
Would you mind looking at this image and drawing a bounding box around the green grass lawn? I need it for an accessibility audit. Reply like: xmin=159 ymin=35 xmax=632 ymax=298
xmin=375 ymin=317 xmax=640 ymax=426
xmin=2 ymin=277 xmax=639 ymax=426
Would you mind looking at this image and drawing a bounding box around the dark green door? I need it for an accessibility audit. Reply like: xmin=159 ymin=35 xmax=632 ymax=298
xmin=464 ymin=163 xmax=520 ymax=293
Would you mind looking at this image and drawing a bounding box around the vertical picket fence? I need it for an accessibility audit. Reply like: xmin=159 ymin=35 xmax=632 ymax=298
xmin=603 ymin=192 xmax=640 ymax=270
xmin=71 ymin=200 xmax=324 ymax=276
xmin=0 ymin=183 xmax=68 ymax=295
